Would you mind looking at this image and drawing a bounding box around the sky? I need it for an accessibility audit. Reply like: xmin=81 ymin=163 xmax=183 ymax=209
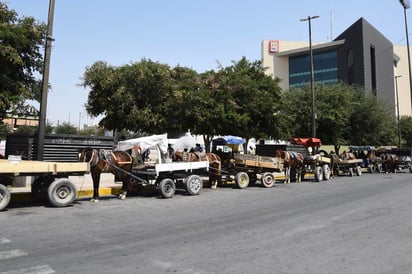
xmin=4 ymin=0 xmax=410 ymax=127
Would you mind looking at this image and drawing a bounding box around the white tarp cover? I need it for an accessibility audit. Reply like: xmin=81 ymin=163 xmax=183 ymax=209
xmin=170 ymin=135 xmax=197 ymax=151
xmin=117 ymin=134 xmax=168 ymax=153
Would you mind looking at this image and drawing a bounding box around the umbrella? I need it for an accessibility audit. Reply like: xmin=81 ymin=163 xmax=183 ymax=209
xmin=291 ymin=137 xmax=322 ymax=148
xmin=222 ymin=135 xmax=245 ymax=145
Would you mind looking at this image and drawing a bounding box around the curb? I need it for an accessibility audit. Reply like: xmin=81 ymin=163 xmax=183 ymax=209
xmin=10 ymin=187 xmax=122 ymax=203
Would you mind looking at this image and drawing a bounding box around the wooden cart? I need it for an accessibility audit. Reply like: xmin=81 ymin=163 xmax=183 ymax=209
xmin=220 ymin=153 xmax=285 ymax=189
xmin=0 ymin=159 xmax=89 ymax=211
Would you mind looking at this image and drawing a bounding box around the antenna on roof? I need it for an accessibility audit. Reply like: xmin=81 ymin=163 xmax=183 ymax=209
xmin=329 ymin=11 xmax=334 ymax=41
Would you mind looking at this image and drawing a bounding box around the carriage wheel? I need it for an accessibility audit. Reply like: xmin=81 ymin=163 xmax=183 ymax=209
xmin=322 ymin=164 xmax=331 ymax=180
xmin=355 ymin=166 xmax=362 ymax=176
xmin=261 ymin=172 xmax=275 ymax=188
xmin=159 ymin=178 xmax=176 ymax=198
xmin=31 ymin=176 xmax=54 ymax=201
xmin=314 ymin=166 xmax=323 ymax=182
xmin=235 ymin=172 xmax=249 ymax=189
xmin=48 ymin=178 xmax=77 ymax=207
xmin=348 ymin=168 xmax=354 ymax=177
xmin=0 ymin=184 xmax=11 ymax=211
xmin=185 ymin=175 xmax=203 ymax=195
xmin=376 ymin=164 xmax=383 ymax=173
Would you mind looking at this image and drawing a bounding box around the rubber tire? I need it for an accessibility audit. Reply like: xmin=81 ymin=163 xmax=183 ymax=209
xmin=235 ymin=172 xmax=249 ymax=189
xmin=261 ymin=172 xmax=275 ymax=188
xmin=0 ymin=184 xmax=11 ymax=211
xmin=355 ymin=166 xmax=362 ymax=176
xmin=322 ymin=164 xmax=331 ymax=180
xmin=185 ymin=175 xmax=203 ymax=195
xmin=377 ymin=164 xmax=383 ymax=173
xmin=31 ymin=176 xmax=53 ymax=201
xmin=48 ymin=178 xmax=77 ymax=207
xmin=349 ymin=168 xmax=354 ymax=177
xmin=314 ymin=166 xmax=323 ymax=182
xmin=159 ymin=178 xmax=176 ymax=198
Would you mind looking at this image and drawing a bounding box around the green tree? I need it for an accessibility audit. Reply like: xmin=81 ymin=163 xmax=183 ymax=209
xmin=81 ymin=59 xmax=175 ymax=134
xmin=280 ymin=83 xmax=397 ymax=152
xmin=349 ymin=92 xmax=397 ymax=146
xmin=400 ymin=116 xmax=412 ymax=147
xmin=218 ymin=57 xmax=282 ymax=141
xmin=0 ymin=3 xmax=46 ymax=120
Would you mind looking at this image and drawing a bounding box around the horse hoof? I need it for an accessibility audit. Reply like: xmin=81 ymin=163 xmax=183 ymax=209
xmin=90 ymin=198 xmax=99 ymax=203
xmin=120 ymin=195 xmax=126 ymax=200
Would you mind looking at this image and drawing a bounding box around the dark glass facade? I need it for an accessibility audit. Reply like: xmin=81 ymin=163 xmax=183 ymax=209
xmin=289 ymin=50 xmax=338 ymax=88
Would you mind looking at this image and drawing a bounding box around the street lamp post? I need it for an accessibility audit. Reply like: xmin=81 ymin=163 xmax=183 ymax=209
xmin=395 ymin=75 xmax=402 ymax=147
xmin=300 ymin=15 xmax=319 ymax=139
xmin=399 ymin=0 xmax=412 ymax=113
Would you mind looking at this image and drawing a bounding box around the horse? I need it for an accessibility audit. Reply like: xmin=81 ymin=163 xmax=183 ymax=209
xmin=173 ymin=150 xmax=221 ymax=189
xmin=79 ymin=148 xmax=133 ymax=202
xmin=275 ymin=150 xmax=304 ymax=184
xmin=380 ymin=153 xmax=398 ymax=173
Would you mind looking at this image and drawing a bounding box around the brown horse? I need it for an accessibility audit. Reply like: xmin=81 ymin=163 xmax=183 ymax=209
xmin=380 ymin=153 xmax=398 ymax=173
xmin=173 ymin=150 xmax=221 ymax=189
xmin=79 ymin=148 xmax=133 ymax=202
xmin=275 ymin=150 xmax=304 ymax=184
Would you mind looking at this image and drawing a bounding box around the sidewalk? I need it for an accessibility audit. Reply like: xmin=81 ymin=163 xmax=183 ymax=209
xmin=9 ymin=173 xmax=122 ymax=203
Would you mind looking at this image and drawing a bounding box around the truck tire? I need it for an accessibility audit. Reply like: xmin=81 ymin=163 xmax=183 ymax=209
xmin=261 ymin=172 xmax=275 ymax=188
xmin=159 ymin=178 xmax=176 ymax=198
xmin=0 ymin=184 xmax=11 ymax=211
xmin=185 ymin=175 xmax=203 ymax=195
xmin=48 ymin=178 xmax=77 ymax=207
xmin=235 ymin=172 xmax=249 ymax=189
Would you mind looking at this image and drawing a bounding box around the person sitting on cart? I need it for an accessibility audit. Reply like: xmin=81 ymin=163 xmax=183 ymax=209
xmin=167 ymin=144 xmax=175 ymax=160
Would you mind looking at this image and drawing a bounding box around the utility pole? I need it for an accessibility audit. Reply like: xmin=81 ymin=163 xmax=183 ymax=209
xmin=300 ymin=15 xmax=319 ymax=139
xmin=36 ymin=0 xmax=55 ymax=160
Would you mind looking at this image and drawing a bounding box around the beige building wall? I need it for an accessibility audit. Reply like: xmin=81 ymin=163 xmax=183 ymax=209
xmin=394 ymin=45 xmax=412 ymax=117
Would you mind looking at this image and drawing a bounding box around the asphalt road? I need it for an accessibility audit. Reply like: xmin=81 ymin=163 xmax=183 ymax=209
xmin=1 ymin=172 xmax=412 ymax=274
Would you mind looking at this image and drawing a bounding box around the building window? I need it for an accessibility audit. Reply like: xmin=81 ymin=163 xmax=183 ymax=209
xmin=289 ymin=50 xmax=338 ymax=88
xmin=370 ymin=45 xmax=377 ymax=96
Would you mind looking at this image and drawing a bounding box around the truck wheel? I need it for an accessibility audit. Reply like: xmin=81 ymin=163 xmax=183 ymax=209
xmin=0 ymin=184 xmax=11 ymax=211
xmin=322 ymin=164 xmax=331 ymax=180
xmin=185 ymin=175 xmax=203 ymax=195
xmin=48 ymin=178 xmax=77 ymax=207
xmin=235 ymin=172 xmax=249 ymax=189
xmin=261 ymin=172 xmax=275 ymax=188
xmin=314 ymin=166 xmax=323 ymax=182
xmin=159 ymin=178 xmax=176 ymax=198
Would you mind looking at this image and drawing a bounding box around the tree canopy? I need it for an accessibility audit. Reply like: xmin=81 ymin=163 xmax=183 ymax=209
xmin=0 ymin=3 xmax=46 ymax=120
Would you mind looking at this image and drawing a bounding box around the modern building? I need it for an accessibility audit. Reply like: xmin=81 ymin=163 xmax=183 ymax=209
xmin=262 ymin=17 xmax=412 ymax=117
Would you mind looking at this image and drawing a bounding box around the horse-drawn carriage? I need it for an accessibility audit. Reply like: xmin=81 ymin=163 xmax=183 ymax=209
xmin=212 ymin=136 xmax=289 ymax=188
xmin=389 ymin=147 xmax=412 ymax=173
xmin=291 ymin=138 xmax=332 ymax=182
xmin=79 ymin=134 xmax=214 ymax=201
xmin=348 ymin=146 xmax=382 ymax=173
